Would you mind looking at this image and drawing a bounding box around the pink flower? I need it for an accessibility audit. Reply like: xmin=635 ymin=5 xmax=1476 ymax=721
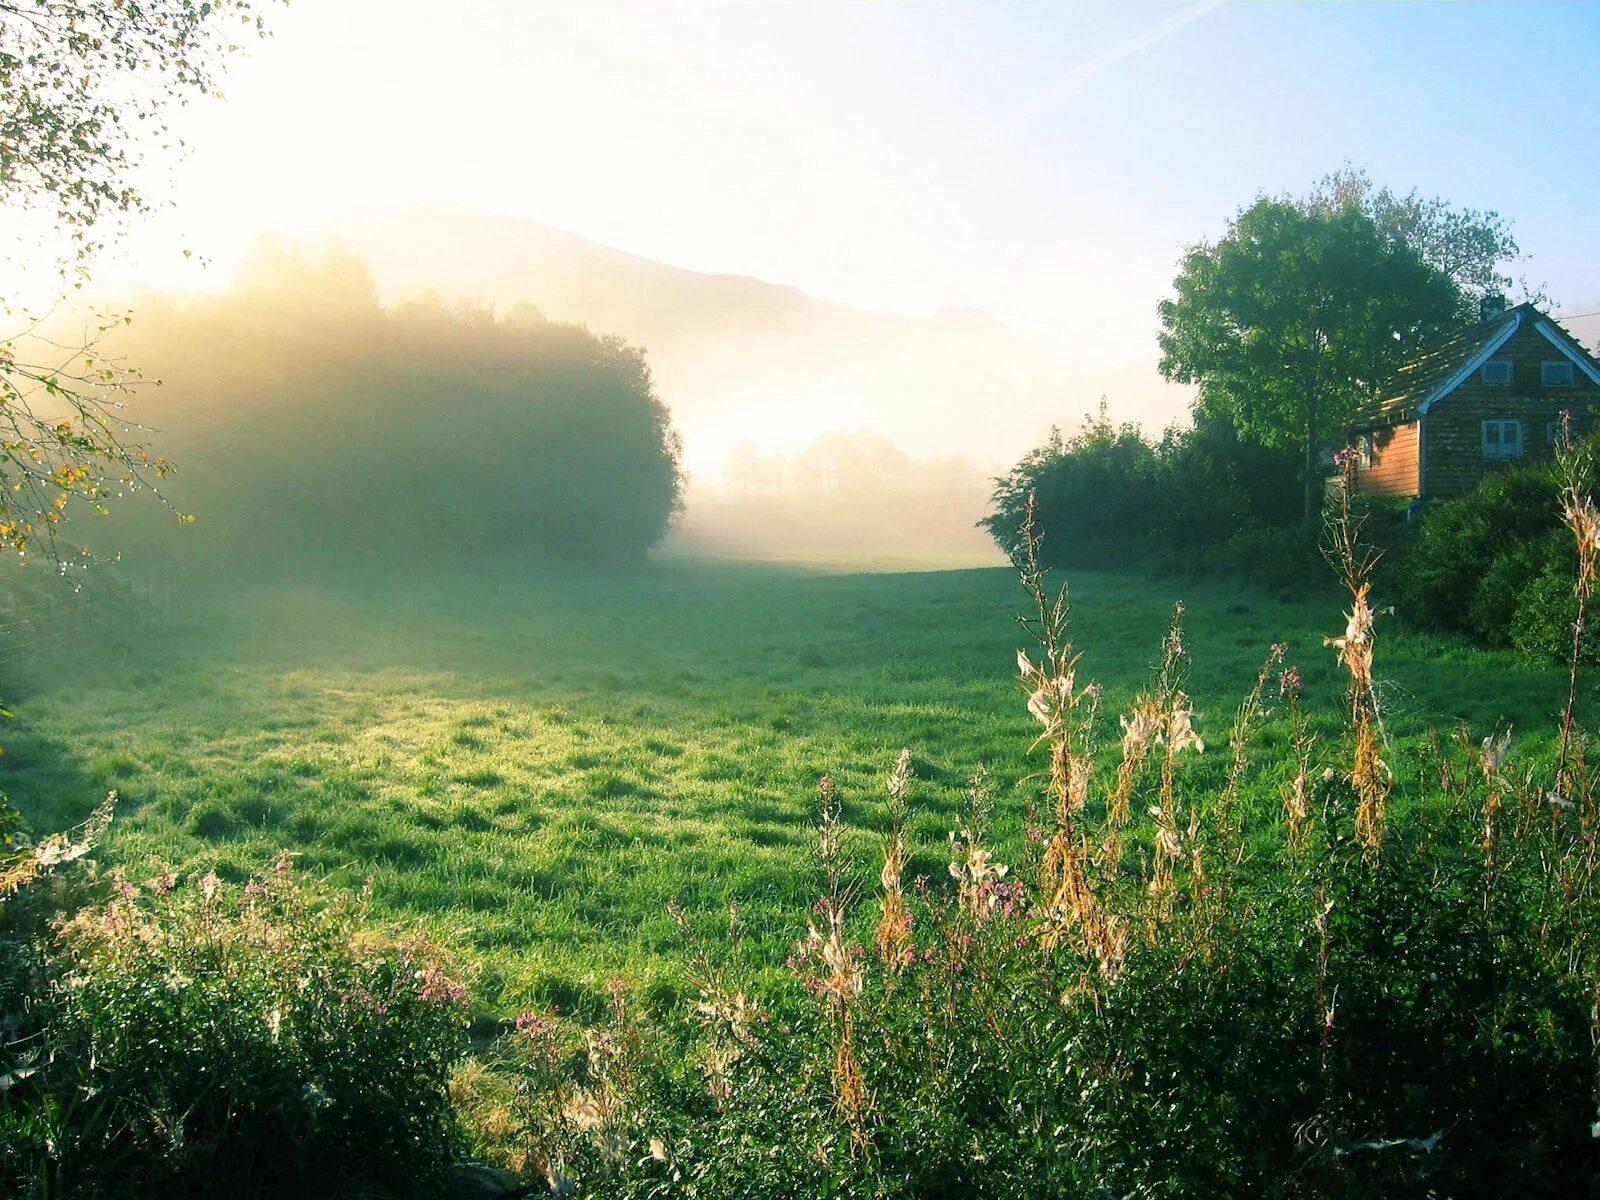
xmin=417 ymin=965 xmax=467 ymax=1005
xmin=515 ymin=1011 xmax=552 ymax=1036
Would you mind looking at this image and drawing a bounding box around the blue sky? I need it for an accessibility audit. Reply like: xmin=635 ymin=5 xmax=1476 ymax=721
xmin=70 ymin=0 xmax=1600 ymax=450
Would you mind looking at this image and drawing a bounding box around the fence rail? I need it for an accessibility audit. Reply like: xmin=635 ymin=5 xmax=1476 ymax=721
xmin=0 ymin=570 xmax=184 ymax=673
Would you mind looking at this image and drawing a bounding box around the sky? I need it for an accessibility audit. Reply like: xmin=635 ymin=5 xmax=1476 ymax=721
xmin=24 ymin=0 xmax=1600 ymax=460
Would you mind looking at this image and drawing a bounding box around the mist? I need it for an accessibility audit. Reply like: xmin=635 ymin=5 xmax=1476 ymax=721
xmin=275 ymin=207 xmax=1156 ymax=478
xmin=74 ymin=242 xmax=684 ymax=588
xmin=667 ymin=432 xmax=1001 ymax=566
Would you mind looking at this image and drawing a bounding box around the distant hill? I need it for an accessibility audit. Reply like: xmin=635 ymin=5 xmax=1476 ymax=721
xmin=282 ymin=206 xmax=1077 ymax=476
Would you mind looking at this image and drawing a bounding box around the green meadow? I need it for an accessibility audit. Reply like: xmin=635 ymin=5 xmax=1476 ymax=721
xmin=1 ymin=559 xmax=1574 ymax=1014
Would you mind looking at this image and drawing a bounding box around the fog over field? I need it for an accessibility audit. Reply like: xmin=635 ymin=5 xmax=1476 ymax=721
xmin=265 ymin=207 xmax=1071 ymax=563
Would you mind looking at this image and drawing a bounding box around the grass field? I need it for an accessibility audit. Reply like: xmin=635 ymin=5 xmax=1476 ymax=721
xmin=0 ymin=558 xmax=1578 ymax=1016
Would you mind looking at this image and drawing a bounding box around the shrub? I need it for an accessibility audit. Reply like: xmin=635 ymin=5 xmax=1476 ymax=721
xmin=983 ymin=406 xmax=1302 ymax=572
xmin=0 ymin=854 xmax=468 ymax=1199
xmin=1388 ymin=464 xmax=1580 ymax=656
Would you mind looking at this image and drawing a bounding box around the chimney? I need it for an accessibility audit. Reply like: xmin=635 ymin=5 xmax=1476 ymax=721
xmin=1480 ymin=293 xmax=1509 ymax=322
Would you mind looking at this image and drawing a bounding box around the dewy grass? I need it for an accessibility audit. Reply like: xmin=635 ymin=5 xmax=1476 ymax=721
xmin=7 ymin=459 xmax=1600 ymax=1194
xmin=0 ymin=553 xmax=1582 ymax=1013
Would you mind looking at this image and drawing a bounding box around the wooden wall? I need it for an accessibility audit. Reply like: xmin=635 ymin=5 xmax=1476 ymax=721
xmin=1422 ymin=322 xmax=1600 ymax=496
xmin=1355 ymin=421 xmax=1418 ymax=496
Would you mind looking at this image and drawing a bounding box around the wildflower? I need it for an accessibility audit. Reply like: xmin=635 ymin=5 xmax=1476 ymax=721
xmin=818 ymin=924 xmax=865 ymax=998
xmin=1279 ymin=666 xmax=1303 ymax=698
xmin=1027 ymin=688 xmax=1053 ymax=724
xmin=417 ymin=965 xmax=467 ymax=1005
xmin=649 ymin=1138 xmax=669 ymax=1162
xmin=515 ymin=1011 xmax=552 ymax=1036
xmin=1480 ymin=727 xmax=1512 ymax=776
xmin=199 ymin=870 xmax=221 ymax=901
xmin=1120 ymin=709 xmax=1161 ymax=756
xmin=145 ymin=871 xmax=176 ymax=895
xmin=1166 ymin=703 xmax=1205 ymax=755
xmin=564 ymin=1092 xmax=607 ymax=1132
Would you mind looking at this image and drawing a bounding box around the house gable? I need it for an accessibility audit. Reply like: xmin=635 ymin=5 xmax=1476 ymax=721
xmin=1415 ymin=311 xmax=1523 ymax=415
xmin=1534 ymin=318 xmax=1600 ymax=388
xmin=1351 ymin=304 xmax=1600 ymax=499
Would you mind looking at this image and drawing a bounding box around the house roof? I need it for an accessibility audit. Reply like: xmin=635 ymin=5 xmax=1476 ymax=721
xmin=1352 ymin=302 xmax=1600 ymax=430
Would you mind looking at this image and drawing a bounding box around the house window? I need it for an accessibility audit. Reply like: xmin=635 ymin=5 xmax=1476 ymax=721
xmin=1482 ymin=419 xmax=1523 ymax=459
xmin=1357 ymin=435 xmax=1373 ymax=469
xmin=1481 ymin=359 xmax=1514 ymax=384
xmin=1543 ymin=360 xmax=1576 ymax=387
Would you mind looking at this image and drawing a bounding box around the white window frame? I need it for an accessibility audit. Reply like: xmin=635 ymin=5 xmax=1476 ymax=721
xmin=1481 ymin=359 xmax=1514 ymax=384
xmin=1482 ymin=418 xmax=1523 ymax=459
xmin=1542 ymin=360 xmax=1576 ymax=387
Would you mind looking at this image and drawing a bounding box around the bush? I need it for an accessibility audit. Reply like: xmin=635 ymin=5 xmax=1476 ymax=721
xmin=983 ymin=406 xmax=1304 ymax=576
xmin=0 ymin=854 xmax=468 ymax=1199
xmin=1388 ymin=466 xmax=1576 ymax=655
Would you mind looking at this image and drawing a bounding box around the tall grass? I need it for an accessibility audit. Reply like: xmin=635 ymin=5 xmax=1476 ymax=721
xmin=458 ymin=449 xmax=1600 ymax=1197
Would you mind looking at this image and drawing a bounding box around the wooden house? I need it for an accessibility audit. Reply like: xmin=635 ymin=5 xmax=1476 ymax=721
xmin=1349 ymin=302 xmax=1600 ymax=498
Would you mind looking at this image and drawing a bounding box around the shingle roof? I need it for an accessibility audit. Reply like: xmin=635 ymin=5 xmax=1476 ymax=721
xmin=1353 ymin=303 xmax=1600 ymax=431
xmin=1352 ymin=304 xmax=1525 ymax=430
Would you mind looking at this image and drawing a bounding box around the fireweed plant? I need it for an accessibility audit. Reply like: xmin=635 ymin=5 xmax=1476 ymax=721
xmin=463 ymin=449 xmax=1600 ymax=1199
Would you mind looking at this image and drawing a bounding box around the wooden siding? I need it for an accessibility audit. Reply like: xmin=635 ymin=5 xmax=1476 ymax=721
xmin=1355 ymin=421 xmax=1419 ymax=496
xmin=1420 ymin=320 xmax=1600 ymax=496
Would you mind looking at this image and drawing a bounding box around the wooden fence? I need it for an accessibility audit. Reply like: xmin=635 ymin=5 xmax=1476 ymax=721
xmin=0 ymin=569 xmax=184 ymax=673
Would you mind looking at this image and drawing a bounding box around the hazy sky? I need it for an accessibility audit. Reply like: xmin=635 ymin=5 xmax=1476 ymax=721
xmin=47 ymin=0 xmax=1600 ymax=443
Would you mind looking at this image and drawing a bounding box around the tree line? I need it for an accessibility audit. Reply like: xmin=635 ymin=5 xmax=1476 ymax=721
xmin=86 ymin=243 xmax=685 ymax=578
xmin=987 ymin=169 xmax=1532 ymax=582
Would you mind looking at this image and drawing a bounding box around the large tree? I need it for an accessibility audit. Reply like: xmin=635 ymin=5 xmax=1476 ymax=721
xmin=1305 ymin=167 xmax=1531 ymax=315
xmin=0 ymin=0 xmax=272 ymax=562
xmin=1157 ymin=196 xmax=1465 ymax=522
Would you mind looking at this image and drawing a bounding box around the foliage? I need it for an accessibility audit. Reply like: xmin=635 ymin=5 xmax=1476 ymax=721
xmin=1158 ymin=188 xmax=1473 ymax=520
xmin=0 ymin=0 xmax=276 ymax=565
xmin=0 ymin=855 xmax=468 ymax=1199
xmin=0 ymin=0 xmax=270 ymax=258
xmin=982 ymin=404 xmax=1307 ymax=579
xmin=1388 ymin=463 xmax=1591 ymax=660
xmin=89 ymin=247 xmax=685 ymax=572
xmin=4 ymin=462 xmax=1600 ymax=1195
xmin=982 ymin=405 xmax=1164 ymax=566
xmin=1305 ymin=166 xmax=1528 ymax=315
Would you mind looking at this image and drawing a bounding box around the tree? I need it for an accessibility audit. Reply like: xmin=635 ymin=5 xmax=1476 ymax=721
xmin=1305 ymin=167 xmax=1532 ymax=315
xmin=1157 ymin=197 xmax=1462 ymax=522
xmin=0 ymin=0 xmax=272 ymax=564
